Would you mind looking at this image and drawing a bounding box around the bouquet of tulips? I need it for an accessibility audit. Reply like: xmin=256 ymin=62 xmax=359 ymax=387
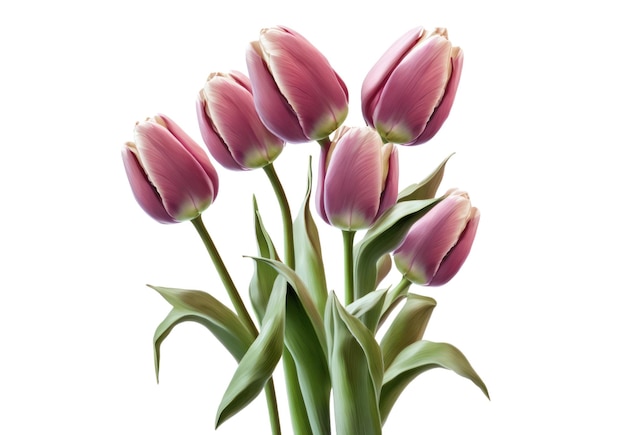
xmin=122 ymin=25 xmax=489 ymax=435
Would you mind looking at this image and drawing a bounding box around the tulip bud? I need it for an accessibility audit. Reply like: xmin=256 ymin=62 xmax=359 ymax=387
xmin=393 ymin=190 xmax=479 ymax=286
xmin=361 ymin=27 xmax=463 ymax=146
xmin=246 ymin=25 xmax=349 ymax=143
xmin=197 ymin=71 xmax=285 ymax=170
xmin=316 ymin=126 xmax=399 ymax=230
xmin=121 ymin=114 xmax=219 ymax=224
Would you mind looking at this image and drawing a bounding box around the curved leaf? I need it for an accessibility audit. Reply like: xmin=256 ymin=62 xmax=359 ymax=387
xmin=397 ymin=153 xmax=454 ymax=202
xmin=249 ymin=196 xmax=280 ymax=321
xmin=294 ymin=156 xmax=328 ymax=316
xmin=326 ymin=293 xmax=383 ymax=435
xmin=353 ymin=198 xmax=440 ymax=301
xmin=347 ymin=287 xmax=389 ymax=332
xmin=380 ymin=293 xmax=437 ymax=367
xmin=380 ymin=340 xmax=490 ymax=424
xmin=150 ymin=285 xmax=255 ymax=381
xmin=215 ymin=282 xmax=286 ymax=428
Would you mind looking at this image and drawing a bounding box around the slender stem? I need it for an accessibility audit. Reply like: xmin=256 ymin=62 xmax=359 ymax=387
xmin=263 ymin=163 xmax=295 ymax=269
xmin=191 ymin=216 xmax=257 ymax=334
xmin=190 ymin=215 xmax=281 ymax=435
xmin=342 ymin=230 xmax=356 ymax=306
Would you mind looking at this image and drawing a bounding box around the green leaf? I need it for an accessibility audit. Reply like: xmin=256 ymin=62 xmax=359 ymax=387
xmin=380 ymin=293 xmax=437 ymax=368
xmin=294 ymin=156 xmax=328 ymax=316
xmin=325 ymin=293 xmax=383 ymax=435
xmin=353 ymin=198 xmax=441 ymax=301
xmin=215 ymin=281 xmax=287 ymax=428
xmin=347 ymin=287 xmax=389 ymax=332
xmin=380 ymin=340 xmax=490 ymax=424
xmin=150 ymin=285 xmax=255 ymax=381
xmin=397 ymin=153 xmax=454 ymax=202
xmin=249 ymin=196 xmax=280 ymax=321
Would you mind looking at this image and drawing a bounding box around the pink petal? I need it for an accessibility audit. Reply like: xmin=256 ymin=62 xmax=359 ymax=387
xmin=196 ymin=94 xmax=241 ymax=170
xmin=259 ymin=26 xmax=348 ymax=140
xmin=376 ymin=144 xmax=399 ymax=220
xmin=324 ymin=128 xmax=383 ymax=229
xmin=429 ymin=207 xmax=479 ymax=286
xmin=374 ymin=35 xmax=452 ymax=143
xmin=361 ymin=27 xmax=425 ymax=126
xmin=246 ymin=42 xmax=308 ymax=142
xmin=410 ymin=48 xmax=464 ymax=145
xmin=134 ymin=121 xmax=216 ymax=221
xmin=121 ymin=145 xmax=177 ymax=224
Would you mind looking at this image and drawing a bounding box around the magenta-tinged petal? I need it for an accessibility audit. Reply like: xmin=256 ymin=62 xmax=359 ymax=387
xmin=429 ymin=207 xmax=479 ymax=286
xmin=376 ymin=144 xmax=399 ymax=220
xmin=203 ymin=74 xmax=284 ymax=169
xmin=246 ymin=43 xmax=308 ymax=142
xmin=361 ymin=27 xmax=425 ymax=126
xmin=374 ymin=35 xmax=452 ymax=144
xmin=196 ymin=95 xmax=241 ymax=170
xmin=324 ymin=127 xmax=384 ymax=229
xmin=394 ymin=193 xmax=471 ymax=283
xmin=121 ymin=145 xmax=177 ymax=224
xmin=410 ymin=48 xmax=464 ymax=145
xmin=154 ymin=114 xmax=219 ymax=198
xmin=258 ymin=26 xmax=349 ymax=140
xmin=134 ymin=121 xmax=216 ymax=221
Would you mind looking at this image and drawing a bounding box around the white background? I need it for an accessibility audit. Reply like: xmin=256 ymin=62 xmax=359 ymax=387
xmin=2 ymin=0 xmax=625 ymax=433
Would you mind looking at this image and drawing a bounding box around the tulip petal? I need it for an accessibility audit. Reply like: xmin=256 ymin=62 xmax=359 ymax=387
xmin=410 ymin=48 xmax=464 ymax=145
xmin=134 ymin=122 xmax=216 ymax=221
xmin=196 ymin=95 xmax=241 ymax=170
xmin=246 ymin=43 xmax=309 ymax=142
xmin=324 ymin=128 xmax=383 ymax=230
xmin=121 ymin=146 xmax=177 ymax=224
xmin=259 ymin=26 xmax=348 ymax=140
xmin=376 ymin=144 xmax=399 ymax=220
xmin=155 ymin=114 xmax=219 ymax=197
xmin=395 ymin=194 xmax=471 ymax=284
xmin=203 ymin=75 xmax=284 ymax=169
xmin=430 ymin=207 xmax=479 ymax=286
xmin=374 ymin=35 xmax=452 ymax=144
xmin=361 ymin=27 xmax=425 ymax=126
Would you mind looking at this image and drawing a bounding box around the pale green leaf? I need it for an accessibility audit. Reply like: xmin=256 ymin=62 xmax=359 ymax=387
xmin=380 ymin=293 xmax=437 ymax=368
xmin=249 ymin=196 xmax=280 ymax=321
xmin=397 ymin=153 xmax=454 ymax=202
xmin=150 ymin=285 xmax=255 ymax=382
xmin=294 ymin=156 xmax=328 ymax=316
xmin=380 ymin=340 xmax=490 ymax=424
xmin=215 ymin=282 xmax=286 ymax=428
xmin=347 ymin=287 xmax=388 ymax=332
xmin=325 ymin=293 xmax=383 ymax=435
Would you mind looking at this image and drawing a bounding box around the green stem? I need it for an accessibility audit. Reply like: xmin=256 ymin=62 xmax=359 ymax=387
xmin=190 ymin=215 xmax=281 ymax=435
xmin=342 ymin=230 xmax=356 ymax=306
xmin=264 ymin=163 xmax=295 ymax=269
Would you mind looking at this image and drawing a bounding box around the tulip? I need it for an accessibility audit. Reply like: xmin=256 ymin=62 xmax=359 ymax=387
xmin=361 ymin=27 xmax=463 ymax=146
xmin=393 ymin=190 xmax=479 ymax=286
xmin=197 ymin=71 xmax=285 ymax=170
xmin=316 ymin=126 xmax=399 ymax=230
xmin=246 ymin=25 xmax=349 ymax=143
xmin=122 ymin=114 xmax=219 ymax=224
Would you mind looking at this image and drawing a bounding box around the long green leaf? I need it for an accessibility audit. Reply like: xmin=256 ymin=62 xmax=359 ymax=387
xmin=294 ymin=156 xmax=328 ymax=316
xmin=249 ymin=257 xmax=330 ymax=435
xmin=150 ymin=285 xmax=255 ymax=381
xmin=347 ymin=287 xmax=388 ymax=332
xmin=249 ymin=196 xmax=280 ymax=321
xmin=215 ymin=282 xmax=286 ymax=428
xmin=397 ymin=153 xmax=454 ymax=202
xmin=380 ymin=340 xmax=490 ymax=424
xmin=326 ymin=293 xmax=383 ymax=435
xmin=380 ymin=293 xmax=437 ymax=368
xmin=353 ymin=198 xmax=440 ymax=301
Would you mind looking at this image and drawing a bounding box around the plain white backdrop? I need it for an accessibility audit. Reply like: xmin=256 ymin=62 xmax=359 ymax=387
xmin=2 ymin=0 xmax=625 ymax=433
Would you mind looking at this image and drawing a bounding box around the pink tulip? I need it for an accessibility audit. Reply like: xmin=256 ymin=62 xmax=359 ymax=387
xmin=361 ymin=27 xmax=463 ymax=146
xmin=197 ymin=71 xmax=285 ymax=170
xmin=122 ymin=114 xmax=219 ymax=224
xmin=316 ymin=126 xmax=399 ymax=230
xmin=246 ymin=25 xmax=349 ymax=143
xmin=393 ymin=190 xmax=479 ymax=286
